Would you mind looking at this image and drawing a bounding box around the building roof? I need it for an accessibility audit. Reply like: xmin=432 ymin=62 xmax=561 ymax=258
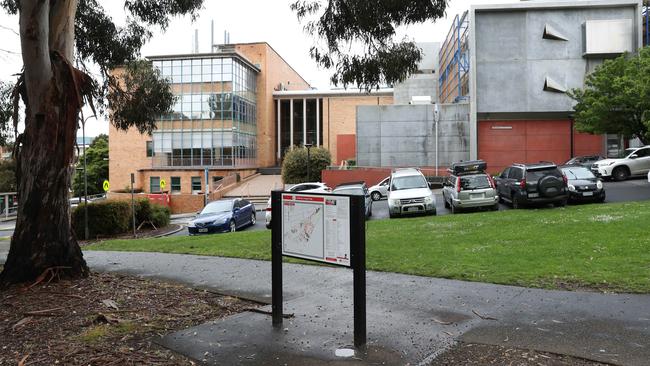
xmin=472 ymin=0 xmax=640 ymax=12
xmin=273 ymin=88 xmax=394 ymax=98
xmin=147 ymin=49 xmax=262 ymax=73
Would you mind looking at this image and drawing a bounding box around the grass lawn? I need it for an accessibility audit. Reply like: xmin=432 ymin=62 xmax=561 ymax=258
xmin=88 ymin=201 xmax=650 ymax=293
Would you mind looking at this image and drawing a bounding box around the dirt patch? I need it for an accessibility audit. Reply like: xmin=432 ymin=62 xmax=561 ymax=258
xmin=433 ymin=343 xmax=610 ymax=365
xmin=0 ymin=270 xmax=254 ymax=365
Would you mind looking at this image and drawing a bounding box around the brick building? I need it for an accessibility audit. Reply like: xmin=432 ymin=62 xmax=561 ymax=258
xmin=108 ymin=42 xmax=392 ymax=196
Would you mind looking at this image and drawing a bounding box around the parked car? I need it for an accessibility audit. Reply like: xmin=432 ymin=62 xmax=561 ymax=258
xmin=560 ymin=165 xmax=605 ymax=203
xmin=442 ymin=160 xmax=498 ymax=213
xmin=332 ymin=182 xmax=372 ymax=218
xmin=265 ymin=182 xmax=332 ymax=229
xmin=591 ymin=146 xmax=650 ymax=181
xmin=387 ymin=168 xmax=436 ymax=218
xmin=188 ymin=198 xmax=256 ymax=235
xmin=565 ymin=155 xmax=605 ymax=168
xmin=368 ymin=177 xmax=390 ymax=201
xmin=495 ymin=162 xmax=568 ymax=208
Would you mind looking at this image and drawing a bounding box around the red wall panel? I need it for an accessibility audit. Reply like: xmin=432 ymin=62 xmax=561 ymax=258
xmin=336 ymin=134 xmax=356 ymax=164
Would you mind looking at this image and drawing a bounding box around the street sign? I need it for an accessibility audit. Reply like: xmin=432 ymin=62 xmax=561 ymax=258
xmin=281 ymin=193 xmax=351 ymax=267
xmin=271 ymin=191 xmax=366 ymax=348
xmin=102 ymin=180 xmax=110 ymax=192
xmin=160 ymin=179 xmax=167 ymax=190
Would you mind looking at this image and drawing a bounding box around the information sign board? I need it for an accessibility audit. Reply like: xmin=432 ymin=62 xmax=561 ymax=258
xmin=281 ymin=193 xmax=350 ymax=267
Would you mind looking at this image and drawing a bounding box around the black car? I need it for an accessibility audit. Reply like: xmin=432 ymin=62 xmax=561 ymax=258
xmin=565 ymin=155 xmax=605 ymax=168
xmin=495 ymin=162 xmax=568 ymax=208
xmin=560 ymin=165 xmax=606 ymax=203
xmin=188 ymin=198 xmax=256 ymax=235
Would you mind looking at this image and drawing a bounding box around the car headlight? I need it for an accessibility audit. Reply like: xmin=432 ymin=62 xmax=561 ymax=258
xmin=568 ymin=184 xmax=576 ymax=192
xmin=213 ymin=218 xmax=229 ymax=225
xmin=188 ymin=221 xmax=196 ymax=228
xmin=424 ymin=195 xmax=434 ymax=204
xmin=596 ymin=180 xmax=603 ymax=190
xmin=389 ymin=199 xmax=400 ymax=206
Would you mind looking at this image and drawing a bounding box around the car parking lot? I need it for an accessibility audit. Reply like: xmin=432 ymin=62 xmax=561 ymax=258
xmin=167 ymin=177 xmax=650 ymax=236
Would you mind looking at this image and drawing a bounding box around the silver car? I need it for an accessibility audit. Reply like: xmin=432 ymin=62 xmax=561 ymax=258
xmin=368 ymin=177 xmax=389 ymax=201
xmin=442 ymin=160 xmax=498 ymax=213
xmin=332 ymin=182 xmax=372 ymax=218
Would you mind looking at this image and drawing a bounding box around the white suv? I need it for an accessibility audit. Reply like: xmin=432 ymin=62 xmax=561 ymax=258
xmin=591 ymin=146 xmax=650 ymax=181
xmin=387 ymin=168 xmax=436 ymax=218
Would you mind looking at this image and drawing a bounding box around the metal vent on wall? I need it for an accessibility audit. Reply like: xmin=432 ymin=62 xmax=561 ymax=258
xmin=543 ymin=24 xmax=568 ymax=41
xmin=543 ymin=76 xmax=567 ymax=93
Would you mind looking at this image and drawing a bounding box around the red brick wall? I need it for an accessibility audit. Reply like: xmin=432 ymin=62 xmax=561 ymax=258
xmin=573 ymin=132 xmax=604 ymax=157
xmin=321 ymin=167 xmax=442 ymax=188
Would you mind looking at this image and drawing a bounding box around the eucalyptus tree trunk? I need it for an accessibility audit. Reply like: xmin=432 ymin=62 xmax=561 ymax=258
xmin=0 ymin=0 xmax=89 ymax=284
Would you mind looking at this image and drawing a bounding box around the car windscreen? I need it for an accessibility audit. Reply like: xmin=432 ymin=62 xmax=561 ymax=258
xmin=391 ymin=176 xmax=428 ymax=191
xmin=201 ymin=200 xmax=233 ymax=214
xmin=334 ymin=187 xmax=364 ymax=196
xmin=460 ymin=175 xmax=492 ymax=190
xmin=615 ymin=148 xmax=637 ymax=159
xmin=526 ymin=169 xmax=562 ymax=181
xmin=562 ymin=167 xmax=595 ymax=180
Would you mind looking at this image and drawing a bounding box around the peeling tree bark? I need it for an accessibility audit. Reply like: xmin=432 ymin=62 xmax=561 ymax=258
xmin=0 ymin=0 xmax=89 ymax=284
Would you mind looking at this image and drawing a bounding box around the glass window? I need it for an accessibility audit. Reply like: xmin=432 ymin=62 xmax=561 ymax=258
xmin=460 ymin=175 xmax=492 ymax=190
xmin=171 ymin=176 xmax=181 ymax=193
xmin=150 ymin=176 xmax=161 ymax=193
xmin=191 ymin=176 xmax=202 ymax=192
xmin=146 ymin=141 xmax=153 ymax=157
xmin=500 ymin=168 xmax=510 ymax=179
xmin=508 ymin=168 xmax=523 ymax=180
xmin=293 ymin=99 xmax=304 ymax=147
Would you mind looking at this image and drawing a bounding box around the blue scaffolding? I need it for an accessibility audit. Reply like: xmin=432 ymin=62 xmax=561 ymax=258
xmin=438 ymin=11 xmax=470 ymax=104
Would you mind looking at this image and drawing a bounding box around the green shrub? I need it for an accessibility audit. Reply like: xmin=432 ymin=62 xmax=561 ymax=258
xmin=133 ymin=198 xmax=153 ymax=225
xmin=150 ymin=205 xmax=171 ymax=228
xmin=72 ymin=200 xmax=130 ymax=239
xmin=281 ymin=146 xmax=332 ymax=184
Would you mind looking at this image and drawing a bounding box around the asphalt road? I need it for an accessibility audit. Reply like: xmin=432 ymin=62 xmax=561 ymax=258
xmin=166 ymin=177 xmax=650 ymax=236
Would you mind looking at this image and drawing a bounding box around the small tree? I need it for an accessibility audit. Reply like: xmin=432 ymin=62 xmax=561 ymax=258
xmin=282 ymin=147 xmax=332 ymax=184
xmin=569 ymin=47 xmax=650 ymax=145
xmin=72 ymin=133 xmax=108 ymax=196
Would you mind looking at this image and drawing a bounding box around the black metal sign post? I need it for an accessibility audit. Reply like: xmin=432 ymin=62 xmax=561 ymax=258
xmin=270 ymin=190 xmax=367 ymax=348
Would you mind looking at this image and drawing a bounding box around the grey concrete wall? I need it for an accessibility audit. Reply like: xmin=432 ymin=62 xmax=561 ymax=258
xmin=394 ymin=42 xmax=440 ymax=104
xmin=356 ymin=103 xmax=470 ymax=168
xmin=475 ymin=6 xmax=637 ymax=114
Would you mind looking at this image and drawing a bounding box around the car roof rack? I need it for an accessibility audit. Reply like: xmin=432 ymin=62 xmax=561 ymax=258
xmin=448 ymin=160 xmax=487 ymax=175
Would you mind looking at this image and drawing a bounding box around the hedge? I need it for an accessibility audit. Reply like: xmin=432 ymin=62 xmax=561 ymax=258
xmin=281 ymin=146 xmax=332 ymax=184
xmin=73 ymin=199 xmax=171 ymax=239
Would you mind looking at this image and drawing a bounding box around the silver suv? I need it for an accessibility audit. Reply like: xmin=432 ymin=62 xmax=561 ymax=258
xmin=442 ymin=160 xmax=498 ymax=213
xmin=591 ymin=146 xmax=650 ymax=181
xmin=387 ymin=168 xmax=436 ymax=218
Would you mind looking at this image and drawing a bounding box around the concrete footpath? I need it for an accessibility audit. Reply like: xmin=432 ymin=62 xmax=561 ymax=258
xmin=28 ymin=251 xmax=648 ymax=365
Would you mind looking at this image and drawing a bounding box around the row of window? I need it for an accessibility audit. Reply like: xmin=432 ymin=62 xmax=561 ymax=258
xmin=151 ymin=57 xmax=256 ymax=93
xmin=150 ymin=176 xmax=225 ymax=194
xmin=162 ymin=93 xmax=256 ymax=122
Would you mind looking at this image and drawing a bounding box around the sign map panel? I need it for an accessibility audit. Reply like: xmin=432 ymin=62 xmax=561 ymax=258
xmin=281 ymin=193 xmax=351 ymax=267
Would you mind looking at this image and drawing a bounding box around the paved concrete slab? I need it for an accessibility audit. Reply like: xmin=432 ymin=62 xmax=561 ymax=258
xmin=67 ymin=252 xmax=650 ymax=366
xmin=225 ymin=175 xmax=283 ymax=197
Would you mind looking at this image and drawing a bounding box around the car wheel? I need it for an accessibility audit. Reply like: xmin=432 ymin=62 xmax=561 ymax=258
xmin=250 ymin=212 xmax=256 ymax=226
xmin=450 ymin=203 xmax=457 ymax=214
xmin=612 ymin=167 xmax=629 ymax=181
xmin=512 ymin=195 xmax=520 ymax=209
xmin=444 ymin=196 xmax=450 ymax=208
xmin=265 ymin=223 xmax=272 ymax=229
xmin=389 ymin=212 xmax=397 ymax=219
xmin=371 ymin=191 xmax=382 ymax=201
xmin=554 ymin=199 xmax=567 ymax=208
xmin=492 ymin=204 xmax=499 ymax=211
xmin=230 ymin=220 xmax=236 ymax=232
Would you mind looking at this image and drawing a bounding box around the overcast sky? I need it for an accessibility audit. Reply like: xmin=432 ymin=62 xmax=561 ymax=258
xmin=0 ymin=0 xmax=517 ymax=137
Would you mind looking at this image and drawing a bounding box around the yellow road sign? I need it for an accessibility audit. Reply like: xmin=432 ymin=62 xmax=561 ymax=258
xmin=160 ymin=179 xmax=166 ymax=190
xmin=103 ymin=180 xmax=110 ymax=192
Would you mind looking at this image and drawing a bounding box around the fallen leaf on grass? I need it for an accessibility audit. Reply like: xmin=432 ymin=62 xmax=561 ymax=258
xmin=94 ymin=313 xmax=122 ymax=325
xmin=18 ymin=354 xmax=28 ymax=366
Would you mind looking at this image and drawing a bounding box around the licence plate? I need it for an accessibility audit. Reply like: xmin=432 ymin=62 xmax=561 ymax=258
xmin=583 ymin=192 xmax=594 ymax=197
xmin=470 ymin=193 xmax=484 ymax=199
xmin=198 ymin=228 xmax=208 ymax=233
xmin=405 ymin=207 xmax=420 ymax=212
xmin=528 ymin=193 xmax=539 ymax=198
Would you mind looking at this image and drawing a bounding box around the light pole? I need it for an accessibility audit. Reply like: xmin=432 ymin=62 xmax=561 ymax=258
xmin=81 ymin=115 xmax=95 ymax=240
xmin=304 ymin=143 xmax=313 ymax=182
xmin=434 ymin=104 xmax=440 ymax=176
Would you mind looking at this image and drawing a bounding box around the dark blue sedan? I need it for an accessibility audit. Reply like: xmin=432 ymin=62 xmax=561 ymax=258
xmin=188 ymin=198 xmax=256 ymax=235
